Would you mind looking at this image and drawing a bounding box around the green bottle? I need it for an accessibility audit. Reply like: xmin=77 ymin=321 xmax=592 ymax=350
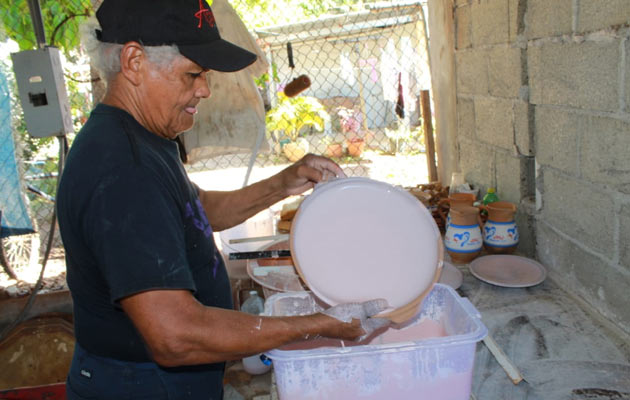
xmin=483 ymin=188 xmax=499 ymax=205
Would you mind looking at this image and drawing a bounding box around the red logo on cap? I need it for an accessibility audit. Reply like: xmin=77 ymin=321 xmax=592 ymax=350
xmin=195 ymin=0 xmax=216 ymax=28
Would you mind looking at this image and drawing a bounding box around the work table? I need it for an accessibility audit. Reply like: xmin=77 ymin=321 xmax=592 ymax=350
xmin=223 ymin=258 xmax=630 ymax=400
xmin=457 ymin=261 xmax=630 ymax=400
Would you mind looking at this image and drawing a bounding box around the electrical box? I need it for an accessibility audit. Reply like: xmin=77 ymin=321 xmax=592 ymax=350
xmin=11 ymin=47 xmax=73 ymax=138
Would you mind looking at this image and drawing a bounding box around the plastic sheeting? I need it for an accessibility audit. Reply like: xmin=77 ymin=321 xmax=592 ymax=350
xmin=0 ymin=69 xmax=34 ymax=238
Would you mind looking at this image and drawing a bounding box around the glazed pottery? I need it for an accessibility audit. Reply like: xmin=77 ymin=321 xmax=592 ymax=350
xmin=444 ymin=206 xmax=483 ymax=264
xmin=438 ymin=192 xmax=476 ymax=231
xmin=480 ymin=201 xmax=519 ymax=254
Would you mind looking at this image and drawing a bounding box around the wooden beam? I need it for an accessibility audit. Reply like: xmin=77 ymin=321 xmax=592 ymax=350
xmin=421 ymin=90 xmax=438 ymax=182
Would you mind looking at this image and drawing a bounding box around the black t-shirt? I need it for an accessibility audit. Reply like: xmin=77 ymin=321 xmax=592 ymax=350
xmin=57 ymin=104 xmax=232 ymax=365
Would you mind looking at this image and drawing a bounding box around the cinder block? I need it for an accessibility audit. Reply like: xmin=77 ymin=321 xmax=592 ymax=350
xmin=528 ymin=41 xmax=619 ymax=112
xmin=581 ymin=116 xmax=630 ymax=188
xmin=495 ymin=150 xmax=522 ymax=203
xmin=508 ymin=0 xmax=520 ymax=42
xmin=626 ymin=40 xmax=630 ymax=113
xmin=514 ymin=100 xmax=532 ymax=155
xmin=620 ymin=203 xmax=630 ymax=270
xmin=525 ymin=0 xmax=573 ymax=39
xmin=458 ymin=137 xmax=494 ymax=189
xmin=535 ymin=106 xmax=582 ymax=175
xmin=455 ymin=5 xmax=472 ymax=50
xmin=536 ymin=222 xmax=630 ymax=335
xmin=540 ymin=170 xmax=615 ymax=255
xmin=577 ymin=0 xmax=630 ymax=33
xmin=488 ymin=45 xmax=523 ymax=98
xmin=471 ymin=0 xmax=510 ymax=46
xmin=457 ymin=97 xmax=475 ymax=138
xmin=474 ymin=97 xmax=514 ymax=150
xmin=515 ymin=210 xmax=535 ymax=257
xmin=456 ymin=49 xmax=489 ymax=95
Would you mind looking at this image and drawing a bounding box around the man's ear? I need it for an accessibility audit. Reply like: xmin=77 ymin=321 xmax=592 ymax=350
xmin=119 ymin=41 xmax=145 ymax=86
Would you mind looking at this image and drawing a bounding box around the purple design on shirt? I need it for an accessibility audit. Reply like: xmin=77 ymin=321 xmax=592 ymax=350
xmin=213 ymin=252 xmax=219 ymax=278
xmin=185 ymin=199 xmax=212 ymax=238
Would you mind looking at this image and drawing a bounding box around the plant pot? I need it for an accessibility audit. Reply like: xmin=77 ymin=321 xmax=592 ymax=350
xmin=346 ymin=138 xmax=365 ymax=157
xmin=324 ymin=143 xmax=344 ymax=158
xmin=283 ymin=140 xmax=309 ymax=162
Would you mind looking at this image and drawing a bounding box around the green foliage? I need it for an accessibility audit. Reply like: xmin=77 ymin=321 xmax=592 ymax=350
xmin=254 ymin=62 xmax=279 ymax=91
xmin=384 ymin=119 xmax=425 ymax=155
xmin=266 ymin=93 xmax=329 ymax=142
xmin=0 ymin=0 xmax=92 ymax=54
xmin=232 ymin=0 xmax=364 ymax=29
xmin=0 ymin=0 xmax=92 ymax=162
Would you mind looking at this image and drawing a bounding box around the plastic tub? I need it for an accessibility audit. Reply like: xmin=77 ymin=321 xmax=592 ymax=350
xmin=263 ymin=284 xmax=488 ymax=400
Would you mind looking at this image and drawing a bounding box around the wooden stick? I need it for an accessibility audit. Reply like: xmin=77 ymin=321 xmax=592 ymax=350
xmin=420 ymin=90 xmax=438 ymax=183
xmin=228 ymin=234 xmax=289 ymax=244
xmin=482 ymin=334 xmax=524 ymax=385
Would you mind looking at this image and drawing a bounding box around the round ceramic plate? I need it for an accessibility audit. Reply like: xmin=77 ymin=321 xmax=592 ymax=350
xmin=469 ymin=255 xmax=547 ymax=288
xmin=290 ymin=177 xmax=442 ymax=310
xmin=438 ymin=261 xmax=463 ymax=290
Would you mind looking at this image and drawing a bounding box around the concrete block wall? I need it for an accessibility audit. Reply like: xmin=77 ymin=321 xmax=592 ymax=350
xmin=453 ymin=0 xmax=630 ymax=335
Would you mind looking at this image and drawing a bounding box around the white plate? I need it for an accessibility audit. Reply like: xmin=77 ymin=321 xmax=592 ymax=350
xmin=290 ymin=177 xmax=442 ymax=310
xmin=469 ymin=255 xmax=547 ymax=288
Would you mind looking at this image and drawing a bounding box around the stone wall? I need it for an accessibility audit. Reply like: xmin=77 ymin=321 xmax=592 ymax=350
xmin=452 ymin=0 xmax=630 ymax=335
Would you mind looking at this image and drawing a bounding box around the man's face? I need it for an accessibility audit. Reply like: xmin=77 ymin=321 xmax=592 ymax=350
xmin=138 ymin=55 xmax=210 ymax=139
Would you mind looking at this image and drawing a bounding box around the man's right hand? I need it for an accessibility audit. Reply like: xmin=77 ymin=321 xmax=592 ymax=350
xmin=319 ymin=299 xmax=391 ymax=342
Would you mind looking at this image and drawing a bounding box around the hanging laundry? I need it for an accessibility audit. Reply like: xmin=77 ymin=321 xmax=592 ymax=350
xmin=359 ymin=58 xmax=379 ymax=83
xmin=400 ymin=36 xmax=417 ymax=115
xmin=340 ymin=52 xmax=356 ymax=86
xmin=395 ymin=72 xmax=405 ymax=119
xmin=380 ymin=38 xmax=399 ymax=103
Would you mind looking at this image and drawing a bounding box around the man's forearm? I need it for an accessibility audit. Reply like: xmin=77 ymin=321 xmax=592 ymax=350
xmin=198 ymin=174 xmax=287 ymax=231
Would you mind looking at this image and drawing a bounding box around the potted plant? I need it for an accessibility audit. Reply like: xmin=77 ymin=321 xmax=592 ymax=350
xmin=266 ymin=93 xmax=330 ymax=162
xmin=321 ymin=136 xmax=344 ymax=158
xmin=346 ymin=136 xmax=365 ymax=157
xmin=336 ymin=107 xmax=366 ymax=157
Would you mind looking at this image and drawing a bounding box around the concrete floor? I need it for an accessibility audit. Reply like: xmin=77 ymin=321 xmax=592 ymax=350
xmin=224 ymin=257 xmax=630 ymax=400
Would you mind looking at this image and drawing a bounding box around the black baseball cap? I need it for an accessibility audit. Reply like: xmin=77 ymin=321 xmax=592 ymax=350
xmin=95 ymin=0 xmax=257 ymax=72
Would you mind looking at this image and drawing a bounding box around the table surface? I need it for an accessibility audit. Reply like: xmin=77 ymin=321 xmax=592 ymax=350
xmin=454 ymin=257 xmax=630 ymax=400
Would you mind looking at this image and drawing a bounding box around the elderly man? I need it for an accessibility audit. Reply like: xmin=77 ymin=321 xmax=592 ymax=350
xmin=56 ymin=0 xmax=388 ymax=399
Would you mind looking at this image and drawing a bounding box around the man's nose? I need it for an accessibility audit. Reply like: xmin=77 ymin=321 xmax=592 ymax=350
xmin=197 ymin=77 xmax=211 ymax=98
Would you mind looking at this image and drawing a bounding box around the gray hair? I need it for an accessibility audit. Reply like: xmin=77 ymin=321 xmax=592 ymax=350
xmin=80 ymin=17 xmax=183 ymax=83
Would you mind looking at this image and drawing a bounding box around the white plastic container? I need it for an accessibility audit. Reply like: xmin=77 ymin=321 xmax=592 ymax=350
xmin=263 ymin=284 xmax=487 ymax=400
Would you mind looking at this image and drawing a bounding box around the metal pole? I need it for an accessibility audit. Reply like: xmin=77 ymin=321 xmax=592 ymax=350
xmin=26 ymin=0 xmax=47 ymax=48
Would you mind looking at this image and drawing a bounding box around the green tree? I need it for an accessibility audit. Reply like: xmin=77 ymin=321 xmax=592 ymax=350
xmin=0 ymin=0 xmax=92 ymax=53
xmin=233 ymin=0 xmax=364 ymax=29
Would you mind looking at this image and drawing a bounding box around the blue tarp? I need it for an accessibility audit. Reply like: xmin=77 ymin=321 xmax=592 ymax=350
xmin=0 ymin=68 xmax=34 ymax=238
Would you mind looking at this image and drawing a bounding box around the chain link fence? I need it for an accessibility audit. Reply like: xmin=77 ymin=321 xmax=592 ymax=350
xmin=0 ymin=0 xmax=433 ymax=286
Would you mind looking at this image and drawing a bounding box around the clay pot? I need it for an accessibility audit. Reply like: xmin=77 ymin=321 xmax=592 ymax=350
xmin=480 ymin=201 xmax=519 ymax=254
xmin=346 ymin=138 xmax=365 ymax=157
xmin=283 ymin=139 xmax=309 ymax=162
xmin=324 ymin=143 xmax=344 ymax=158
xmin=444 ymin=206 xmax=483 ymax=264
xmin=438 ymin=193 xmax=476 ymax=230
